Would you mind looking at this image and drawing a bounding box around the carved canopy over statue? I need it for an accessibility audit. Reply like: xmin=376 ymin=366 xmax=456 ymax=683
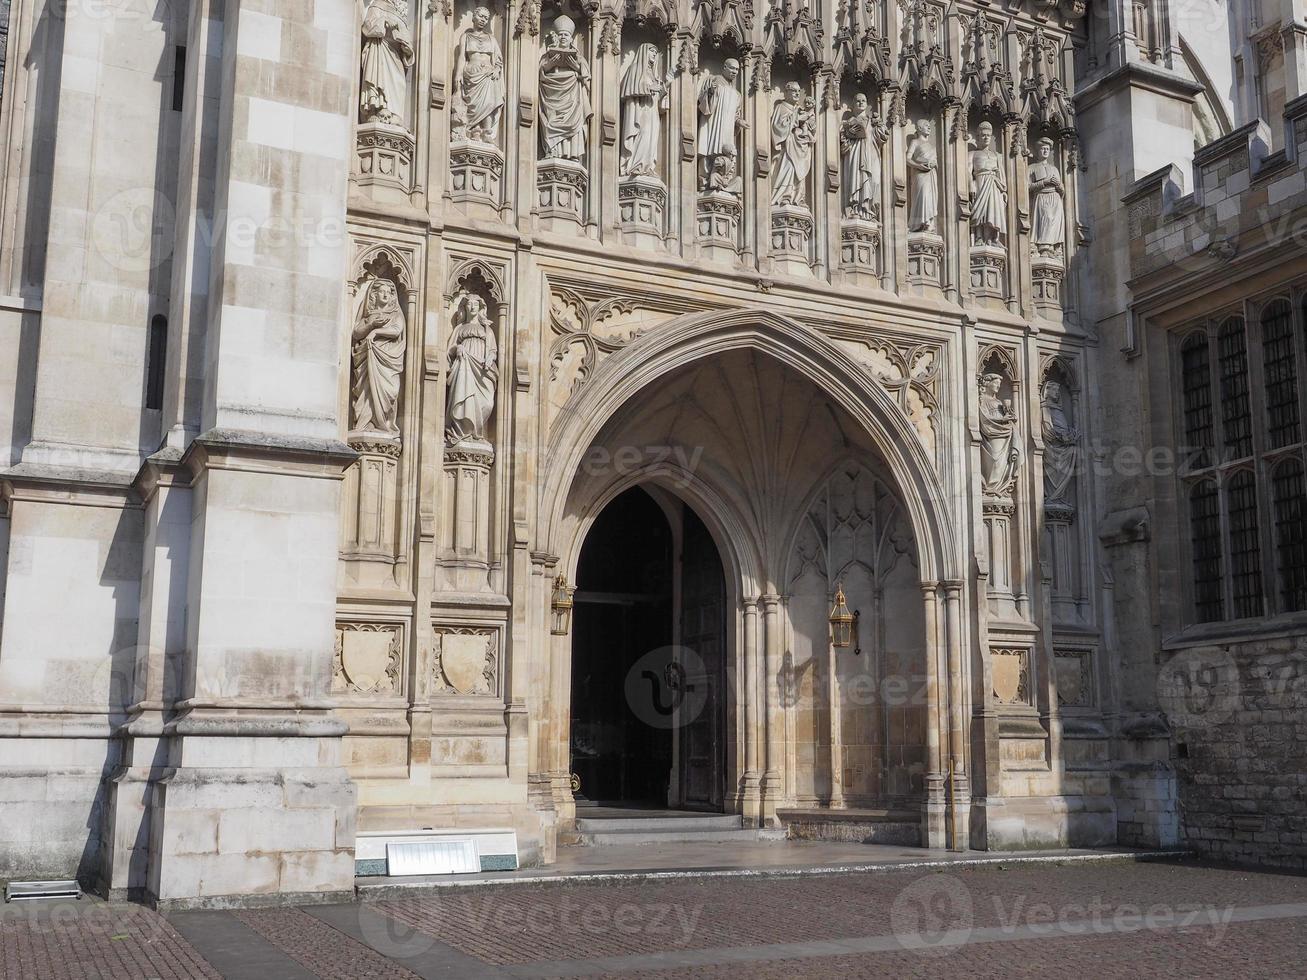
xmin=445 ymin=293 xmax=499 ymax=448
xmin=453 ymin=6 xmax=506 ymax=144
xmin=351 ymin=277 xmax=407 ymax=437
xmin=978 ymin=372 xmax=1021 ymax=496
xmin=1041 ymin=378 xmax=1079 ymax=506
xmin=1030 ymin=137 xmax=1066 ymax=256
xmin=696 ymin=59 xmax=746 ymax=192
xmin=539 ymin=16 xmax=592 ymax=161
xmin=907 ymin=118 xmax=939 ymax=233
xmin=770 ymin=82 xmax=816 ymax=207
xmin=840 ymin=93 xmax=888 ymax=220
xmin=360 ymin=0 xmax=415 ymax=127
xmin=968 ymin=121 xmax=1007 ymax=246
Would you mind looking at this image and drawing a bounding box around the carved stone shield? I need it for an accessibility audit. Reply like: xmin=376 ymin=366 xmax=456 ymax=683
xmin=992 ymin=650 xmax=1025 ymax=705
xmin=342 ymin=629 xmax=395 ymax=692
xmin=1055 ymin=652 xmax=1086 ymax=707
xmin=442 ymin=633 xmax=489 ymax=695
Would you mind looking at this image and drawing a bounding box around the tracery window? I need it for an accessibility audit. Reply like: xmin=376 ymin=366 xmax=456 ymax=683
xmin=1177 ymin=295 xmax=1307 ymax=624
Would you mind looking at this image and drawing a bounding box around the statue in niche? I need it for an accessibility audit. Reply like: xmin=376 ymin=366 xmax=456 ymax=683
xmin=538 ymin=16 xmax=592 ymax=161
xmin=452 ymin=5 xmax=505 ymax=144
xmin=978 ymin=372 xmax=1020 ymax=495
xmin=445 ymin=293 xmax=499 ymax=447
xmin=839 ymin=93 xmax=888 ymax=220
xmin=906 ymin=118 xmax=938 ymax=233
xmin=697 ymin=58 xmax=746 ymax=193
xmin=618 ymin=43 xmax=670 ymax=178
xmin=360 ymin=0 xmax=415 ymax=127
xmin=1041 ymin=379 xmax=1080 ymax=507
xmin=968 ymin=121 xmax=1007 ymax=246
xmin=350 ymin=277 xmax=407 ymax=437
xmin=770 ymin=81 xmax=816 ymax=207
xmin=1029 ymin=137 xmax=1066 ymax=257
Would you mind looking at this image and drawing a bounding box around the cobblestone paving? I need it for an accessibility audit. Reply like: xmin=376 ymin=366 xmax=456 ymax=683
xmin=0 ymin=901 xmax=220 ymax=979
xmin=231 ymin=907 xmax=421 ymax=980
xmin=3 ymin=860 xmax=1306 ymax=978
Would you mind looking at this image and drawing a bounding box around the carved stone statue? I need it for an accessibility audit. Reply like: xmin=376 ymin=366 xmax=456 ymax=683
xmin=1030 ymin=137 xmax=1066 ymax=257
xmin=446 ymin=294 xmax=499 ymax=447
xmin=351 ymin=278 xmax=407 ymax=436
xmin=619 ymin=44 xmax=669 ymax=178
xmin=1041 ymin=379 xmax=1080 ymax=506
xmin=840 ymin=93 xmax=888 ymax=220
xmin=770 ymin=82 xmax=816 ymax=207
xmin=907 ymin=118 xmax=938 ymax=233
xmin=453 ymin=6 xmax=505 ymax=144
xmin=538 ymin=16 xmax=592 ymax=161
xmin=360 ymin=0 xmax=415 ymax=127
xmin=969 ymin=121 xmax=1007 ymax=246
xmin=978 ymin=372 xmax=1020 ymax=495
xmin=697 ymin=58 xmax=746 ymax=192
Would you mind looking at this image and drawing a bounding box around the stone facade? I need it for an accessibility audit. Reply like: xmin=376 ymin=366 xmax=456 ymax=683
xmin=0 ymin=0 xmax=1301 ymax=905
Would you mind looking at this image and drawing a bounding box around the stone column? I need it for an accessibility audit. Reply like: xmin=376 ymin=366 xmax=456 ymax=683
xmin=741 ymin=597 xmax=763 ymax=824
xmin=920 ymin=581 xmax=947 ymax=848
xmin=139 ymin=0 xmax=360 ymax=907
xmin=944 ymin=581 xmax=971 ymax=850
xmin=761 ymin=594 xmax=783 ymax=822
xmin=826 ymin=617 xmax=845 ymax=809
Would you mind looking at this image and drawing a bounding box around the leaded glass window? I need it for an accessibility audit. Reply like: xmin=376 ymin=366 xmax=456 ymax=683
xmin=1190 ymin=479 xmax=1224 ymax=623
xmin=1273 ymin=459 xmax=1307 ymax=613
xmin=1218 ymin=317 xmax=1252 ymax=460
xmin=1262 ymin=300 xmax=1299 ymax=449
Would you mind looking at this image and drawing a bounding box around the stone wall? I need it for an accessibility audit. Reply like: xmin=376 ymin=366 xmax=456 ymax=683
xmin=1160 ymin=639 xmax=1307 ymax=870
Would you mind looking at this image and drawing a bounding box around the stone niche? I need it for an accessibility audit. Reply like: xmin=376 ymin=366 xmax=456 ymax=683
xmin=449 ymin=2 xmax=509 ymax=209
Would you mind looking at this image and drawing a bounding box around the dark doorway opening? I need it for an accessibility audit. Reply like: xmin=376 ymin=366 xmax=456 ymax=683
xmin=569 ymin=486 xmax=726 ymax=810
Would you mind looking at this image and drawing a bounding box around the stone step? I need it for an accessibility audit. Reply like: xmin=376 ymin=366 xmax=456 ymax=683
xmin=574 ymin=813 xmax=743 ymax=834
xmin=574 ymin=827 xmax=788 ymax=847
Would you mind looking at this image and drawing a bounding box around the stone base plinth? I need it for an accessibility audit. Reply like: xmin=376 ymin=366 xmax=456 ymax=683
xmin=970 ymin=243 xmax=1007 ymax=297
xmin=777 ymin=807 xmax=922 ymax=846
xmin=618 ymin=174 xmax=666 ymax=239
xmin=697 ymin=191 xmax=742 ymax=254
xmin=441 ymin=441 xmax=494 ymax=591
xmin=907 ymin=232 xmax=945 ymax=285
xmin=450 ymin=140 xmax=504 ymax=206
xmin=537 ymin=158 xmax=587 ymax=224
xmin=840 ymin=218 xmax=881 ymax=276
xmin=769 ymin=203 xmax=813 ymax=272
xmin=356 ymin=122 xmax=414 ymax=190
xmin=343 ymin=432 xmax=401 ymax=564
xmin=1032 ymin=254 xmax=1065 ymax=312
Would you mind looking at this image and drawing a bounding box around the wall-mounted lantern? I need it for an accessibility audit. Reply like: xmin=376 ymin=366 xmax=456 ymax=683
xmin=550 ymin=574 xmax=575 ymax=636
xmin=828 ymin=583 xmax=860 ymax=654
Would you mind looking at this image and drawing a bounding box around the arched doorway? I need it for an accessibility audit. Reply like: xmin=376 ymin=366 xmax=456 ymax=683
xmin=569 ymin=486 xmax=727 ymax=811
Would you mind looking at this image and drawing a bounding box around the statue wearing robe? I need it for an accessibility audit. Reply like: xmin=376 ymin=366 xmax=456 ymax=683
xmin=1041 ymin=380 xmax=1080 ymax=506
xmin=619 ymin=44 xmax=668 ymax=178
xmin=351 ymin=278 xmax=407 ymax=436
xmin=453 ymin=6 xmax=505 ymax=144
xmin=360 ymin=0 xmax=415 ymax=127
xmin=770 ymin=83 xmax=815 ymax=207
xmin=538 ymin=17 xmax=592 ymax=161
xmin=697 ymin=59 xmax=744 ymax=192
xmin=979 ymin=373 xmax=1020 ymax=495
xmin=907 ymin=120 xmax=939 ymax=233
xmin=969 ymin=122 xmax=1007 ymax=246
xmin=840 ymin=95 xmax=888 ymax=220
xmin=1030 ymin=138 xmax=1066 ymax=256
xmin=446 ymin=294 xmax=499 ymax=447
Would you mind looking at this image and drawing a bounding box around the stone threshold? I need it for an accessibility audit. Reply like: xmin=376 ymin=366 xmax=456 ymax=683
xmin=355 ymin=847 xmax=1192 ymax=899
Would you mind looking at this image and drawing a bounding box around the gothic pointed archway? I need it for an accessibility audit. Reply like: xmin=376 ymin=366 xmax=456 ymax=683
xmin=537 ymin=309 xmax=967 ymax=846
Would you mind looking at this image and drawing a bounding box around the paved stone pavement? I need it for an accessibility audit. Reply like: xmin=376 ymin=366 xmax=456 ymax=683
xmin=3 ymin=860 xmax=1306 ymax=978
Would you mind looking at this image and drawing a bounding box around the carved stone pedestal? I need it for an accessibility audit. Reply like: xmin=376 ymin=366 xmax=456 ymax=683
xmin=970 ymin=243 xmax=1006 ymax=297
xmin=697 ymin=191 xmax=742 ymax=255
xmin=618 ymin=174 xmax=666 ymax=239
xmin=907 ymin=232 xmax=945 ymax=285
xmin=537 ymin=158 xmax=587 ymax=224
xmin=450 ymin=140 xmax=504 ymax=206
xmin=342 ymin=432 xmax=401 ymax=563
xmin=356 ymin=121 xmax=414 ymax=190
xmin=440 ymin=440 xmax=494 ymax=592
xmin=840 ymin=218 xmax=881 ymax=277
xmin=1032 ymin=254 xmax=1065 ymax=313
xmin=770 ymin=204 xmax=813 ymax=273
xmin=983 ymin=495 xmax=1020 ymax=620
xmin=1045 ymin=502 xmax=1078 ymax=622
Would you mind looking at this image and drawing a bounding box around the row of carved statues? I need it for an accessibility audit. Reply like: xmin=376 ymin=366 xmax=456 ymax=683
xmin=362 ymin=5 xmax=1067 ymax=251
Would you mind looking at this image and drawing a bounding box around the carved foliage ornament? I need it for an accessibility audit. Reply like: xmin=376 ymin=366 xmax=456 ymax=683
xmin=845 ymin=338 xmax=941 ymax=459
